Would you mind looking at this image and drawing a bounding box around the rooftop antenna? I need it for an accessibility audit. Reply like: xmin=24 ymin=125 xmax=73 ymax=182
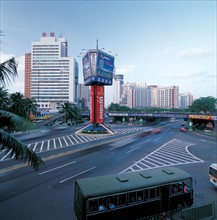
xmin=96 ymin=38 xmax=98 ymax=50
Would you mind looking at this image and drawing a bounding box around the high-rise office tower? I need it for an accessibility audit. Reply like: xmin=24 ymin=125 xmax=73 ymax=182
xmin=27 ymin=32 xmax=78 ymax=111
xmin=113 ymin=74 xmax=124 ymax=104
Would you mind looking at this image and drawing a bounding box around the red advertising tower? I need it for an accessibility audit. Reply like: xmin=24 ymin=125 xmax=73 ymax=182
xmin=78 ymin=44 xmax=115 ymax=133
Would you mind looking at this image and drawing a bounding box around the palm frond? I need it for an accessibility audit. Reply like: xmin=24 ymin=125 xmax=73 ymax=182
xmin=0 ymin=110 xmax=37 ymax=130
xmin=0 ymin=129 xmax=44 ymax=170
xmin=0 ymin=57 xmax=18 ymax=86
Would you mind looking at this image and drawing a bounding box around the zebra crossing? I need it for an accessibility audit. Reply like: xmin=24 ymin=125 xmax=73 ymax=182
xmin=0 ymin=127 xmax=145 ymax=161
xmin=121 ymin=139 xmax=204 ymax=173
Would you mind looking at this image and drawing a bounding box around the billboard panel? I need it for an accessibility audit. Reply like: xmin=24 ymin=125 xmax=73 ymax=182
xmin=96 ymin=50 xmax=114 ymax=80
xmin=82 ymin=52 xmax=91 ymax=81
xmin=83 ymin=49 xmax=115 ymax=86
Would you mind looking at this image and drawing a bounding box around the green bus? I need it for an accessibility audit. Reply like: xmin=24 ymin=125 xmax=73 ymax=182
xmin=74 ymin=166 xmax=193 ymax=220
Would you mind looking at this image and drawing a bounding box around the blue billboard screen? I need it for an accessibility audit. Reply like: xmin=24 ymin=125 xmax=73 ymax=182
xmin=96 ymin=51 xmax=114 ymax=79
xmin=82 ymin=49 xmax=115 ymax=86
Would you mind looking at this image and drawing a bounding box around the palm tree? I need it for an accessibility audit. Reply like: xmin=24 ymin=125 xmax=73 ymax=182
xmin=0 ymin=87 xmax=9 ymax=110
xmin=25 ymin=97 xmax=38 ymax=119
xmin=69 ymin=104 xmax=81 ymax=124
xmin=60 ymin=102 xmax=72 ymax=124
xmin=10 ymin=92 xmax=27 ymax=117
xmin=60 ymin=102 xmax=81 ymax=124
xmin=0 ymin=57 xmax=43 ymax=170
xmin=0 ymin=57 xmax=18 ymax=86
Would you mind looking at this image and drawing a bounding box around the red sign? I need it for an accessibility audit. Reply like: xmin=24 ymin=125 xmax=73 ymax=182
xmin=90 ymin=86 xmax=95 ymax=123
xmin=96 ymin=85 xmax=104 ymax=124
xmin=89 ymin=85 xmax=104 ymax=124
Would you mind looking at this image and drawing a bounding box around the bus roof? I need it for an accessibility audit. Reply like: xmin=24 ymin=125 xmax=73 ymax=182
xmin=210 ymin=163 xmax=217 ymax=170
xmin=76 ymin=166 xmax=192 ymax=198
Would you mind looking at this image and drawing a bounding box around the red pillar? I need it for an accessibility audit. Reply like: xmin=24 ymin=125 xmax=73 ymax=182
xmin=90 ymin=85 xmax=104 ymax=124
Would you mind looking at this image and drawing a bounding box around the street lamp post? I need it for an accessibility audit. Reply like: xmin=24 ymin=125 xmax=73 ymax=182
xmin=37 ymin=69 xmax=39 ymax=102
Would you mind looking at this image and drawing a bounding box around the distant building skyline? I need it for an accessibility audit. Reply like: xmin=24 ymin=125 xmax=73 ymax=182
xmin=113 ymin=78 xmax=192 ymax=109
xmin=23 ymin=33 xmax=194 ymax=111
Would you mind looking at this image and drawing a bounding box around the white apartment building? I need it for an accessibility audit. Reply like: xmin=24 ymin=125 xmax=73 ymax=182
xmin=30 ymin=32 xmax=78 ymax=111
xmin=119 ymin=83 xmax=179 ymax=109
xmin=119 ymin=82 xmax=137 ymax=106
xmin=113 ymin=74 xmax=124 ymax=104
xmin=179 ymin=92 xmax=193 ymax=109
xmin=156 ymin=86 xmax=179 ymax=108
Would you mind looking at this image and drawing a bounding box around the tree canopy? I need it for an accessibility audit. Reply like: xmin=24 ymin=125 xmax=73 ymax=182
xmin=188 ymin=96 xmax=217 ymax=113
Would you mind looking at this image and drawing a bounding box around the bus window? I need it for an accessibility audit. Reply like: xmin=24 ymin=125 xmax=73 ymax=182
xmin=172 ymin=182 xmax=183 ymax=193
xmin=129 ymin=191 xmax=136 ymax=203
xmin=119 ymin=194 xmax=127 ymax=206
xmin=145 ymin=189 xmax=149 ymax=199
xmin=150 ymin=188 xmax=156 ymax=199
xmin=109 ymin=195 xmax=118 ymax=209
xmin=177 ymin=182 xmax=183 ymax=192
xmin=88 ymin=199 xmax=98 ymax=212
xmin=172 ymin=184 xmax=178 ymax=193
xmin=137 ymin=190 xmax=144 ymax=201
xmin=183 ymin=180 xmax=191 ymax=193
xmin=98 ymin=198 xmax=108 ymax=211
xmin=156 ymin=187 xmax=160 ymax=197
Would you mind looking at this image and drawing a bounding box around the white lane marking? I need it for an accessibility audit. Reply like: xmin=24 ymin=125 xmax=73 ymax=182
xmin=0 ymin=150 xmax=12 ymax=161
xmin=62 ymin=137 xmax=68 ymax=146
xmin=33 ymin=142 xmax=38 ymax=151
xmin=53 ymin=138 xmax=56 ymax=149
xmin=47 ymin=140 xmax=50 ymax=150
xmin=120 ymin=139 xmax=203 ymax=173
xmin=126 ymin=146 xmax=141 ymax=153
xmin=60 ymin=166 xmax=96 ymax=184
xmin=40 ymin=141 xmax=44 ymax=152
xmin=58 ymin=138 xmax=62 ymax=147
xmin=74 ymin=135 xmax=85 ymax=143
xmin=70 ymin=135 xmax=79 ymax=144
xmin=39 ymin=161 xmax=77 ymax=175
xmin=66 ymin=136 xmax=74 ymax=145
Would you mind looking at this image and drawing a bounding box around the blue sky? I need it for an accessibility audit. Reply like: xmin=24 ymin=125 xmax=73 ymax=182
xmin=1 ymin=0 xmax=216 ymax=106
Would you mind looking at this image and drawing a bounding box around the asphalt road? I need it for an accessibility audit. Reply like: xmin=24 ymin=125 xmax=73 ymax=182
xmin=0 ymin=122 xmax=216 ymax=220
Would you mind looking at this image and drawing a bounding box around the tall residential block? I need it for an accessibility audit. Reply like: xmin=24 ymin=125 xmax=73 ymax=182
xmin=27 ymin=32 xmax=78 ymax=111
xmin=179 ymin=92 xmax=193 ymax=109
xmin=156 ymin=86 xmax=179 ymax=108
